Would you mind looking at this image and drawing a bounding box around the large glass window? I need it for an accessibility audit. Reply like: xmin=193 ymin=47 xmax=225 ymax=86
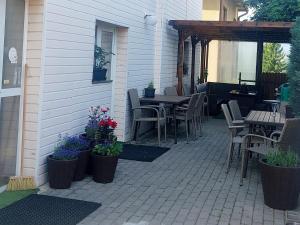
xmin=1 ymin=0 xmax=24 ymax=89
xmin=93 ymin=23 xmax=115 ymax=83
xmin=0 ymin=0 xmax=25 ymax=184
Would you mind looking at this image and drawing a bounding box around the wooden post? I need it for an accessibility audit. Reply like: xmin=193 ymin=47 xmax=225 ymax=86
xmin=191 ymin=36 xmax=200 ymax=94
xmin=200 ymin=40 xmax=205 ymax=84
xmin=256 ymin=40 xmax=264 ymax=94
xmin=177 ymin=31 xmax=185 ymax=96
xmin=205 ymin=41 xmax=210 ymax=82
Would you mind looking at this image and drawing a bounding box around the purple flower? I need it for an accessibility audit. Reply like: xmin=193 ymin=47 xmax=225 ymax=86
xmin=52 ymin=147 xmax=79 ymax=160
xmin=62 ymin=135 xmax=90 ymax=151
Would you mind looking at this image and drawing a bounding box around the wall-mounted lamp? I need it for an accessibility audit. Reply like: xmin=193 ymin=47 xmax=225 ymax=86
xmin=144 ymin=13 xmax=157 ymax=26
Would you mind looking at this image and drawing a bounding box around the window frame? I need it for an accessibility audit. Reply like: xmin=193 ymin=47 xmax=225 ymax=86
xmin=93 ymin=23 xmax=116 ymax=84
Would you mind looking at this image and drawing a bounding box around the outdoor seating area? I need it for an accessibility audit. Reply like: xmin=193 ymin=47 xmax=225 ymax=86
xmin=1 ymin=0 xmax=300 ymax=224
xmin=38 ymin=117 xmax=298 ymax=225
xmin=129 ymin=86 xmax=210 ymax=145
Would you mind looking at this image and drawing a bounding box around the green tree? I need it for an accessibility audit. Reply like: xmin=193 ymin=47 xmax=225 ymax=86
xmin=244 ymin=0 xmax=299 ymax=22
xmin=288 ymin=17 xmax=300 ymax=116
xmin=263 ymin=43 xmax=287 ymax=73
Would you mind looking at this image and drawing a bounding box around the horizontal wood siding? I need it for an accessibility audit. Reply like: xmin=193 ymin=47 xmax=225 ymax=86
xmin=22 ymin=0 xmax=44 ymax=178
xmin=37 ymin=0 xmax=202 ymax=183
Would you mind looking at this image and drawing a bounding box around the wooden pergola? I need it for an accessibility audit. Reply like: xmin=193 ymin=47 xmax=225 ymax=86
xmin=168 ymin=20 xmax=293 ymax=95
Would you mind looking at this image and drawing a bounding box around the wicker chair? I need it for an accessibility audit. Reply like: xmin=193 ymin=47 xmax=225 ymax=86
xmin=228 ymin=100 xmax=244 ymax=124
xmin=222 ymin=104 xmax=246 ymax=173
xmin=240 ymin=118 xmax=300 ymax=185
xmin=128 ymin=89 xmax=166 ymax=146
xmin=174 ymin=93 xmax=199 ymax=143
xmin=195 ymin=93 xmax=205 ymax=136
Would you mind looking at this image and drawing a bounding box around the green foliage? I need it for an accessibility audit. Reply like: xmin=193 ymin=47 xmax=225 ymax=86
xmin=262 ymin=43 xmax=287 ymax=73
xmin=94 ymin=46 xmax=114 ymax=70
xmin=288 ymin=18 xmax=300 ymax=117
xmin=92 ymin=141 xmax=122 ymax=157
xmin=244 ymin=0 xmax=299 ymax=22
xmin=266 ymin=151 xmax=298 ymax=167
xmin=147 ymin=81 xmax=154 ymax=89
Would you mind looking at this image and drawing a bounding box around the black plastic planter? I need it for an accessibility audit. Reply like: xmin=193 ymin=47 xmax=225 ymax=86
xmin=73 ymin=149 xmax=90 ymax=181
xmin=79 ymin=133 xmax=95 ymax=148
xmin=92 ymin=154 xmax=118 ymax=183
xmin=144 ymin=88 xmax=155 ymax=98
xmin=260 ymin=159 xmax=300 ymax=210
xmin=48 ymin=156 xmax=77 ymax=189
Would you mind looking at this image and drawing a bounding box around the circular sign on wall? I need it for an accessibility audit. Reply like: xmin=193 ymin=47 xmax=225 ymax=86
xmin=8 ymin=47 xmax=18 ymax=64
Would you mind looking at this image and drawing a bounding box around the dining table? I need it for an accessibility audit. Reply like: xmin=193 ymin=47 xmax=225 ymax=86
xmin=245 ymin=110 xmax=286 ymax=134
xmin=140 ymin=95 xmax=190 ymax=144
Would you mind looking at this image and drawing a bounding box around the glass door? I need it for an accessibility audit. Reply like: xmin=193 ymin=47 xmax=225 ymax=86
xmin=0 ymin=0 xmax=25 ymax=186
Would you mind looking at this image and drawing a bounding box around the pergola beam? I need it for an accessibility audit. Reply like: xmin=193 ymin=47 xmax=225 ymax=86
xmin=172 ymin=20 xmax=292 ymax=92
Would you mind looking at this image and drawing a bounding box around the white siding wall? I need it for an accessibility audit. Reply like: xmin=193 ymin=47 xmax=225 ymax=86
xmin=22 ymin=0 xmax=44 ymax=177
xmin=37 ymin=0 xmax=202 ymax=184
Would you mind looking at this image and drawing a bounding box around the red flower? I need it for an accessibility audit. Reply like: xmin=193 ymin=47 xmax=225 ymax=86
xmin=99 ymin=120 xmax=107 ymax=127
xmin=111 ymin=120 xmax=117 ymax=129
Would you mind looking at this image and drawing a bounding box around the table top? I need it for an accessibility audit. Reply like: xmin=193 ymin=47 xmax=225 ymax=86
xmin=263 ymin=99 xmax=281 ymax=104
xmin=245 ymin=110 xmax=286 ymax=126
xmin=140 ymin=95 xmax=190 ymax=105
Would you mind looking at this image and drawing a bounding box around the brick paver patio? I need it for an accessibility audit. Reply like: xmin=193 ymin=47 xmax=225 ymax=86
xmin=40 ymin=119 xmax=289 ymax=225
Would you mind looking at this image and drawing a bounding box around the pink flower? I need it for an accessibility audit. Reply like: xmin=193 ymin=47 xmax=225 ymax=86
xmin=101 ymin=107 xmax=109 ymax=112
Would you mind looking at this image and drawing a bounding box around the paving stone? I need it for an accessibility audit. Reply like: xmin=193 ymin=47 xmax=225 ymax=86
xmin=40 ymin=119 xmax=286 ymax=225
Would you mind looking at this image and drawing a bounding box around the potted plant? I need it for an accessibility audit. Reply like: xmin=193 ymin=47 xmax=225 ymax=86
xmin=93 ymin=46 xmax=114 ymax=81
xmin=81 ymin=106 xmax=102 ymax=146
xmin=48 ymin=147 xmax=79 ymax=189
xmin=144 ymin=81 xmax=155 ymax=98
xmin=260 ymin=150 xmax=300 ymax=210
xmin=91 ymin=107 xmax=122 ymax=183
xmin=60 ymin=135 xmax=91 ymax=181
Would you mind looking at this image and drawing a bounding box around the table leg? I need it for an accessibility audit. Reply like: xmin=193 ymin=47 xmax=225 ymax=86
xmin=173 ymin=106 xmax=177 ymax=144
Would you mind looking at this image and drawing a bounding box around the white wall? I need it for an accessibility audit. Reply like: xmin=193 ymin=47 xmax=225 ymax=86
xmin=37 ymin=0 xmax=202 ymax=184
xmin=22 ymin=0 xmax=44 ymax=178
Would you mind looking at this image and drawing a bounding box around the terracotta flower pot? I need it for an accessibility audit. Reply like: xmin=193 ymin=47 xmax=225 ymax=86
xmin=92 ymin=154 xmax=118 ymax=183
xmin=73 ymin=149 xmax=91 ymax=181
xmin=48 ymin=156 xmax=77 ymax=189
xmin=260 ymin=159 xmax=300 ymax=210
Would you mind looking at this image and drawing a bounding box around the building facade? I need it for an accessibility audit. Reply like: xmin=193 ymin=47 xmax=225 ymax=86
xmin=0 ymin=0 xmax=202 ymax=186
xmin=202 ymin=0 xmax=246 ymax=83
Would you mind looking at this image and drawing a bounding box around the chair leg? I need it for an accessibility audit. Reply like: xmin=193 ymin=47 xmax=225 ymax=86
xmin=157 ymin=121 xmax=161 ymax=146
xmin=185 ymin=119 xmax=189 ymax=143
xmin=199 ymin=113 xmax=203 ymax=136
xmin=240 ymin=149 xmax=249 ymax=186
xmin=238 ymin=143 xmax=241 ymax=158
xmin=164 ymin=121 xmax=167 ymax=142
xmin=226 ymin=140 xmax=234 ymax=173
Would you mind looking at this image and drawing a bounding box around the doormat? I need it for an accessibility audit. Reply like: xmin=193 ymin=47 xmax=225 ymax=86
xmin=0 ymin=194 xmax=101 ymax=225
xmin=119 ymin=144 xmax=170 ymax=162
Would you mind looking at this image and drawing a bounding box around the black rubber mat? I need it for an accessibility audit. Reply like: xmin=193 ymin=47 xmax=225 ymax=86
xmin=119 ymin=144 xmax=170 ymax=162
xmin=0 ymin=194 xmax=101 ymax=225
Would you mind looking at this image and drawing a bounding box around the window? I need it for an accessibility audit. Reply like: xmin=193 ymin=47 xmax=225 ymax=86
xmin=93 ymin=23 xmax=115 ymax=83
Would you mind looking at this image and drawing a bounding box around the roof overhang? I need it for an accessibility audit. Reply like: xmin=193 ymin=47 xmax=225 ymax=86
xmin=168 ymin=20 xmax=293 ymax=43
